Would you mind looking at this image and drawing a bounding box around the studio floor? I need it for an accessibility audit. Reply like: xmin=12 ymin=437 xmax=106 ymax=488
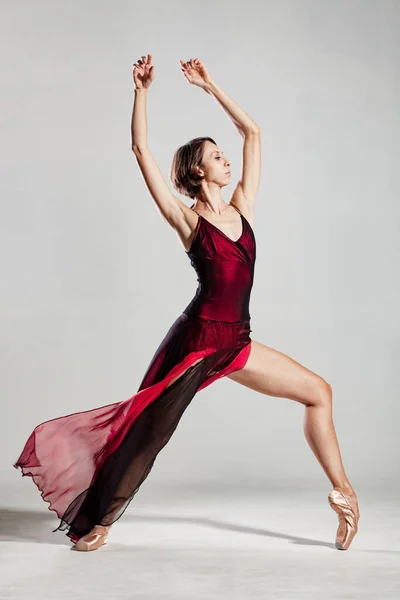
xmin=0 ymin=480 xmax=399 ymax=599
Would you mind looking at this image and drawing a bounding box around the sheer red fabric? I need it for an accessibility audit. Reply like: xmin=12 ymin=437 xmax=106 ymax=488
xmin=13 ymin=205 xmax=256 ymax=543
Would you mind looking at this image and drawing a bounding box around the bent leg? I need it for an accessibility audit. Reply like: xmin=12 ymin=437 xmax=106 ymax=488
xmin=227 ymin=340 xmax=358 ymax=505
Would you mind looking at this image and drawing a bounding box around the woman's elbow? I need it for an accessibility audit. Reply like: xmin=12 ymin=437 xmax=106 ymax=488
xmin=131 ymin=144 xmax=148 ymax=155
xmin=249 ymin=124 xmax=260 ymax=134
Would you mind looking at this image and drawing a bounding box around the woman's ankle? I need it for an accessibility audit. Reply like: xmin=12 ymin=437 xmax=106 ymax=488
xmin=333 ymin=483 xmax=356 ymax=497
xmin=95 ymin=523 xmax=112 ymax=531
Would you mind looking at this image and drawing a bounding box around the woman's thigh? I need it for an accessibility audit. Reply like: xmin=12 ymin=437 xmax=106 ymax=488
xmin=226 ymin=339 xmax=331 ymax=407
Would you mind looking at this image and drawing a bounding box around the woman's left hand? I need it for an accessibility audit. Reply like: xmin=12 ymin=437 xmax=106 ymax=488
xmin=179 ymin=58 xmax=212 ymax=88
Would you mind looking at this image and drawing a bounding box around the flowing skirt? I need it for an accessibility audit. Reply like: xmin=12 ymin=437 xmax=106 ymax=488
xmin=13 ymin=313 xmax=252 ymax=543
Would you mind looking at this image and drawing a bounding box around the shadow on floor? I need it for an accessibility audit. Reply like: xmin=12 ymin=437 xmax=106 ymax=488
xmin=0 ymin=507 xmax=398 ymax=554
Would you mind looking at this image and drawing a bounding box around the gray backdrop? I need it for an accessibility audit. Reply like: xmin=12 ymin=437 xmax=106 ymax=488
xmin=1 ymin=0 xmax=399 ymax=492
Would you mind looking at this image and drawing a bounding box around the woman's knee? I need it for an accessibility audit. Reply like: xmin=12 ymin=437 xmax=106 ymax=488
xmin=307 ymin=377 xmax=332 ymax=408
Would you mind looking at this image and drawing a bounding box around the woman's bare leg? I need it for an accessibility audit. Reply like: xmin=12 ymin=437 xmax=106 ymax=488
xmin=227 ymin=340 xmax=359 ymax=515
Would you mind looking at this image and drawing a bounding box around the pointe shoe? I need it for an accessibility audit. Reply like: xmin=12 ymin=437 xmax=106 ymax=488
xmin=74 ymin=524 xmax=111 ymax=552
xmin=328 ymin=489 xmax=359 ymax=550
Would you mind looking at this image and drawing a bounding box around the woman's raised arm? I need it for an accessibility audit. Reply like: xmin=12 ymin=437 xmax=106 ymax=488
xmin=180 ymin=58 xmax=261 ymax=212
xmin=131 ymin=54 xmax=191 ymax=231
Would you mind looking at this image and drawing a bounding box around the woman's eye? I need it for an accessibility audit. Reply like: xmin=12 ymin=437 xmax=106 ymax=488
xmin=216 ymin=156 xmax=221 ymax=160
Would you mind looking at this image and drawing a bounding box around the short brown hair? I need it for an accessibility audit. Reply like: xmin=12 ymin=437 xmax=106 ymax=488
xmin=170 ymin=136 xmax=217 ymax=199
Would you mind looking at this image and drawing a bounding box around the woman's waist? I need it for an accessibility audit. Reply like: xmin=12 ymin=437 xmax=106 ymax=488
xmin=182 ymin=299 xmax=251 ymax=325
xmin=182 ymin=311 xmax=251 ymax=326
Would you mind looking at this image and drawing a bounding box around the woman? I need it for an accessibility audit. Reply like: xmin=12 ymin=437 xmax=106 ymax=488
xmin=14 ymin=54 xmax=359 ymax=552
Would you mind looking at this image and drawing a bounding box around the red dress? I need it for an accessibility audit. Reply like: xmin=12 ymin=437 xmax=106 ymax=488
xmin=13 ymin=204 xmax=256 ymax=543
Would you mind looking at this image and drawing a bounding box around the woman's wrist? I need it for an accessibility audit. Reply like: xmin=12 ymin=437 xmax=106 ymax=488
xmin=134 ymin=87 xmax=149 ymax=93
xmin=202 ymin=80 xmax=216 ymax=95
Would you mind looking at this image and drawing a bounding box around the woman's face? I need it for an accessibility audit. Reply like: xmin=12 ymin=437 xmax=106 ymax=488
xmin=199 ymin=141 xmax=231 ymax=187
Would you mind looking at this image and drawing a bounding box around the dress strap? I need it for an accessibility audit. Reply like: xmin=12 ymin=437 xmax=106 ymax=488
xmin=230 ymin=203 xmax=242 ymax=216
xmin=190 ymin=203 xmax=200 ymax=216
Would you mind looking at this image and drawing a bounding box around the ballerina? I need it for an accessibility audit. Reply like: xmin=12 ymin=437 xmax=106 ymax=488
xmin=14 ymin=54 xmax=359 ymax=552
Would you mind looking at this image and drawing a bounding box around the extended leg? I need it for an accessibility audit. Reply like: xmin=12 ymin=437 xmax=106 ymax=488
xmin=66 ymin=354 xmax=218 ymax=543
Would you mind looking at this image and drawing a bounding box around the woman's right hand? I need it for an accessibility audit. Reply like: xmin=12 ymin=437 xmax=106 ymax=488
xmin=133 ymin=54 xmax=155 ymax=89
